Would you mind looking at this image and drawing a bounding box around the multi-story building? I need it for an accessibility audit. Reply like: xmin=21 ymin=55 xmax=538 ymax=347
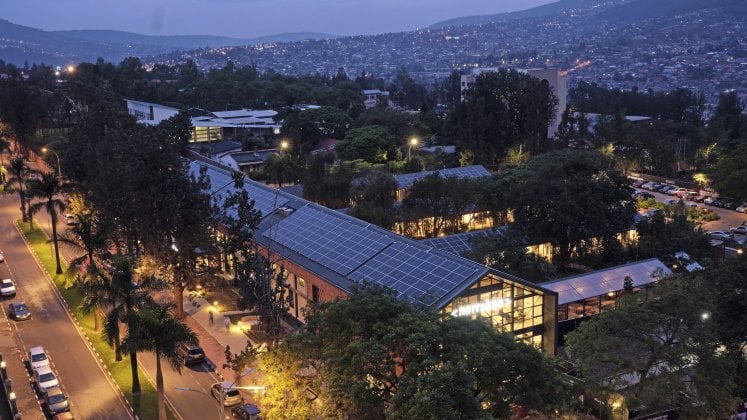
xmin=194 ymin=160 xmax=558 ymax=355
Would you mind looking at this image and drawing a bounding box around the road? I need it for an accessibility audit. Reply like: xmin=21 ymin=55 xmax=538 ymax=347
xmin=637 ymin=189 xmax=747 ymax=236
xmin=0 ymin=196 xmax=134 ymax=419
xmin=31 ymin=203 xmax=225 ymax=420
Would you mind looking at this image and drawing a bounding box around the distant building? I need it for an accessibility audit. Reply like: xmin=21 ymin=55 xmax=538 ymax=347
xmin=363 ymin=89 xmax=390 ymax=109
xmin=460 ymin=68 xmax=567 ymax=138
xmin=125 ymin=99 xmax=181 ymax=125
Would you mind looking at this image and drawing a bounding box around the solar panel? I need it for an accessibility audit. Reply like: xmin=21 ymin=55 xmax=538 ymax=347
xmin=349 ymin=242 xmax=480 ymax=306
xmin=420 ymin=230 xmax=493 ymax=256
xmin=193 ymin=162 xmax=289 ymax=217
xmin=394 ymin=165 xmax=491 ymax=189
xmin=262 ymin=206 xmax=393 ymax=275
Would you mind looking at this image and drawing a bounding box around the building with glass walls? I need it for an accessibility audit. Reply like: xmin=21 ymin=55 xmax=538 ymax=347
xmin=192 ymin=160 xmax=558 ymax=355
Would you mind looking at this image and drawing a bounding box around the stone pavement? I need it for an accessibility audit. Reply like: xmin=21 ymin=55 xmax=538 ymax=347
xmin=181 ymin=293 xmax=265 ymax=403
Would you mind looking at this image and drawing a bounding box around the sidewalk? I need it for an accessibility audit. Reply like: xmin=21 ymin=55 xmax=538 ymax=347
xmin=182 ymin=293 xmax=263 ymax=401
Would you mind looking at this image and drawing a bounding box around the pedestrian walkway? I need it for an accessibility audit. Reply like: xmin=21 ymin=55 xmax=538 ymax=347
xmin=181 ymin=293 xmax=265 ymax=401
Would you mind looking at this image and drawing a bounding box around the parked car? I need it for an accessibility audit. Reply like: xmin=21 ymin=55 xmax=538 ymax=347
xmin=663 ymin=198 xmax=679 ymax=205
xmin=735 ymin=204 xmax=747 ymax=213
xmin=211 ymin=382 xmax=244 ymax=406
xmin=694 ymin=194 xmax=709 ymax=203
xmin=34 ymin=366 xmax=59 ymax=392
xmin=709 ymin=230 xmax=734 ymax=241
xmin=703 ymin=196 xmax=718 ymax=205
xmin=0 ymin=278 xmax=16 ymax=297
xmin=232 ymin=403 xmax=261 ymax=420
xmin=641 ymin=182 xmax=654 ymax=190
xmin=28 ymin=346 xmax=50 ymax=370
xmin=8 ymin=302 xmax=31 ymax=320
xmin=43 ymin=386 xmax=70 ymax=416
xmin=671 ymin=187 xmax=688 ymax=197
xmin=730 ymin=225 xmax=747 ymax=235
xmin=177 ymin=343 xmax=205 ymax=365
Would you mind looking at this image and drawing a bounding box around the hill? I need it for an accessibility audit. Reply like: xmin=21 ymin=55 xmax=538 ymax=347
xmin=0 ymin=19 xmax=337 ymax=66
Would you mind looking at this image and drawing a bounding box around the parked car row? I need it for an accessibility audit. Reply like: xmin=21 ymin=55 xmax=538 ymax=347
xmin=26 ymin=346 xmax=71 ymax=416
xmin=635 ymin=181 xmax=747 ymax=213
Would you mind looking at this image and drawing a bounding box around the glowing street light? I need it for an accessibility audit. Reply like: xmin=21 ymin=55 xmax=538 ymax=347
xmin=66 ymin=65 xmax=75 ymax=73
xmin=408 ymin=137 xmax=418 ymax=161
xmin=41 ymin=147 xmax=62 ymax=179
xmin=280 ymin=140 xmax=289 ymax=154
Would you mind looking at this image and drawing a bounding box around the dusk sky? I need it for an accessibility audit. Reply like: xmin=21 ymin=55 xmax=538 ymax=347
xmin=5 ymin=0 xmax=555 ymax=39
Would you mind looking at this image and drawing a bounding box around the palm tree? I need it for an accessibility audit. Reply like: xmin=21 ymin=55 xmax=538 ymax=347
xmin=123 ymin=301 xmax=197 ymax=420
xmin=59 ymin=212 xmax=111 ymax=331
xmin=7 ymin=156 xmax=28 ymax=222
xmin=97 ymin=257 xmax=168 ymax=395
xmin=27 ymin=171 xmax=66 ymax=274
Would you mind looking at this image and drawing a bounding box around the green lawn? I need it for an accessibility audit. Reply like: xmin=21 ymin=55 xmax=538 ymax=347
xmin=20 ymin=221 xmax=173 ymax=420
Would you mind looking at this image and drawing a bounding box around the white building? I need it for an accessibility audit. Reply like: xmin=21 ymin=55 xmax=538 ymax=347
xmin=125 ymin=99 xmax=181 ymax=125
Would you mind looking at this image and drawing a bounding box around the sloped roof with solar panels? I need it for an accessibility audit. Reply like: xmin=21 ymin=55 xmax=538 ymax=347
xmin=393 ymin=165 xmax=492 ymax=190
xmin=191 ymin=160 xmax=551 ymax=309
xmin=419 ymin=229 xmax=500 ymax=256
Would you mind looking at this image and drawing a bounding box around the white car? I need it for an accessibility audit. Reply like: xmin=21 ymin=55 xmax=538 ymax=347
xmin=731 ymin=225 xmax=747 ymax=235
xmin=211 ymin=382 xmax=244 ymax=406
xmin=29 ymin=346 xmax=50 ymax=370
xmin=736 ymin=204 xmax=747 ymax=214
xmin=0 ymin=278 xmax=16 ymax=297
xmin=709 ymin=230 xmax=734 ymax=241
xmin=34 ymin=366 xmax=59 ymax=392
xmin=703 ymin=196 xmax=718 ymax=205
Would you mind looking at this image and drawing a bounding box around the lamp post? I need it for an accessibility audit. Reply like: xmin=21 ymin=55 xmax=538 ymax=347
xmin=41 ymin=147 xmax=61 ymax=179
xmin=279 ymin=140 xmax=289 ymax=155
xmin=175 ymin=386 xmax=221 ymax=419
xmin=408 ymin=137 xmax=418 ymax=161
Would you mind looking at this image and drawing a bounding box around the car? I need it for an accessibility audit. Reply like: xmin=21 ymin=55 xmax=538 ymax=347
xmin=34 ymin=366 xmax=60 ymax=392
xmin=28 ymin=346 xmax=50 ymax=370
xmin=735 ymin=204 xmax=747 ymax=213
xmin=633 ymin=191 xmax=654 ymax=200
xmin=0 ymin=250 xmax=4 ymax=263
xmin=211 ymin=382 xmax=244 ymax=406
xmin=8 ymin=302 xmax=31 ymax=320
xmin=43 ymin=386 xmax=70 ymax=415
xmin=672 ymin=187 xmax=688 ymax=197
xmin=231 ymin=403 xmax=261 ymax=420
xmin=731 ymin=225 xmax=747 ymax=235
xmin=674 ymin=251 xmax=691 ymax=261
xmin=63 ymin=214 xmax=78 ymax=225
xmin=663 ymin=198 xmax=678 ymax=205
xmin=177 ymin=343 xmax=205 ymax=365
xmin=694 ymin=194 xmax=709 ymax=203
xmin=0 ymin=278 xmax=16 ymax=297
xmin=641 ymin=182 xmax=656 ymax=190
xmin=703 ymin=196 xmax=718 ymax=205
xmin=709 ymin=230 xmax=734 ymax=241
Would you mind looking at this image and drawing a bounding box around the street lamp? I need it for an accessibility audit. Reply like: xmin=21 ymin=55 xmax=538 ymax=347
xmin=174 ymin=386 xmax=220 ymax=419
xmin=408 ymin=137 xmax=418 ymax=161
xmin=41 ymin=147 xmax=61 ymax=179
xmin=279 ymin=140 xmax=289 ymax=154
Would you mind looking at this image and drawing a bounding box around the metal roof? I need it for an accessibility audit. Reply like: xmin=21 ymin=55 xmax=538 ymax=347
xmin=541 ymin=258 xmax=672 ymax=305
xmin=394 ymin=165 xmax=492 ymax=190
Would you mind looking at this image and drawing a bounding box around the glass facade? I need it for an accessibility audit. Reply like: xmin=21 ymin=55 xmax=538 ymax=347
xmin=444 ymin=273 xmax=556 ymax=354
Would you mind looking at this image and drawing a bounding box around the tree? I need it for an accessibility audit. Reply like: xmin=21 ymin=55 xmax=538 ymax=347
xmin=59 ymin=211 xmax=112 ymax=330
xmin=634 ymin=207 xmax=711 ymax=262
xmin=26 ymin=171 xmax=67 ymax=274
xmin=400 ymin=174 xmax=483 ymax=238
xmin=465 ymin=231 xmax=556 ymax=283
xmin=445 ymin=69 xmax=557 ymax=164
xmin=266 ymin=284 xmax=571 ymax=419
xmin=712 ymin=144 xmax=747 ymax=202
xmin=349 ymin=170 xmax=397 ymax=229
xmin=124 ymin=301 xmax=197 ymax=420
xmin=505 ymin=149 xmax=635 ymax=268
xmin=87 ymin=257 xmax=168 ymax=395
xmin=336 ymin=125 xmax=396 ymax=163
xmin=566 ymin=277 xmax=736 ymax=417
xmin=263 ymin=153 xmax=300 ymax=187
xmin=7 ymin=156 xmax=29 ymax=222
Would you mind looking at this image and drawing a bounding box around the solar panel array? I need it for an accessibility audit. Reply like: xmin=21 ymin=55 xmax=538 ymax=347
xmin=196 ymin=163 xmax=289 ymax=217
xmin=394 ymin=165 xmax=492 ymax=189
xmin=262 ymin=206 xmax=393 ymax=276
xmin=420 ymin=230 xmax=493 ymax=256
xmin=349 ymin=242 xmax=481 ymax=305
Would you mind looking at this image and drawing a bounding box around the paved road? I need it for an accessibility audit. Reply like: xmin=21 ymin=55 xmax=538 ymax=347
xmin=637 ymin=189 xmax=747 ymax=236
xmin=0 ymin=196 xmax=133 ymax=420
xmin=31 ymin=204 xmax=225 ymax=420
